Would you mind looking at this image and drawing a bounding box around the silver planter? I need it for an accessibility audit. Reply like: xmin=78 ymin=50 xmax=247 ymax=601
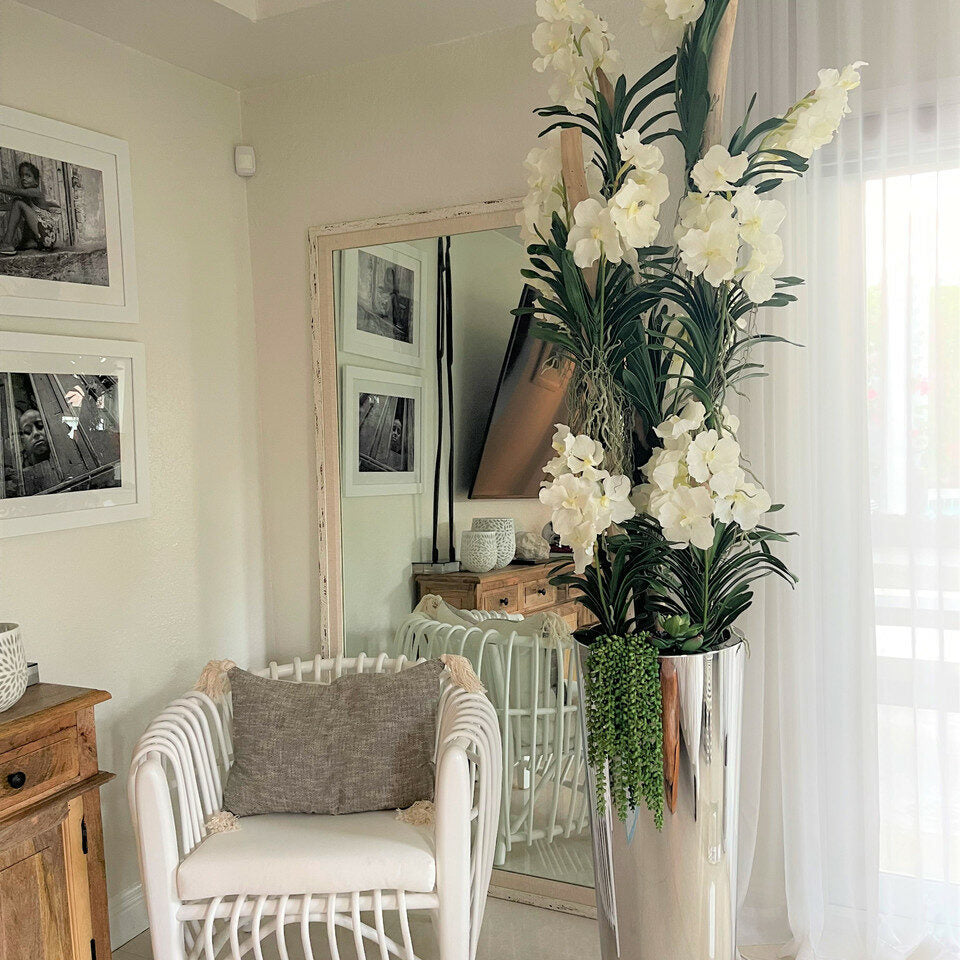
xmin=578 ymin=639 xmax=746 ymax=960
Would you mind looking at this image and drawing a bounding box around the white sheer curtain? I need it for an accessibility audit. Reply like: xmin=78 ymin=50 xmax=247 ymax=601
xmin=729 ymin=1 xmax=960 ymax=957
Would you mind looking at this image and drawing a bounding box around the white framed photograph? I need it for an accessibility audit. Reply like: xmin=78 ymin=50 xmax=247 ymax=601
xmin=339 ymin=242 xmax=424 ymax=367
xmin=0 ymin=105 xmax=138 ymax=322
xmin=342 ymin=365 xmax=422 ymax=497
xmin=0 ymin=331 xmax=150 ymax=537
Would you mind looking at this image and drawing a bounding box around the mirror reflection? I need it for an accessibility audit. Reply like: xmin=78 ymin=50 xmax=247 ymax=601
xmin=334 ymin=228 xmax=595 ymax=890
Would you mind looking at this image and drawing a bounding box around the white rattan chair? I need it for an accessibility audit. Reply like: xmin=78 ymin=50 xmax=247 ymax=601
xmin=394 ymin=607 xmax=589 ymax=866
xmin=129 ymin=654 xmax=501 ymax=960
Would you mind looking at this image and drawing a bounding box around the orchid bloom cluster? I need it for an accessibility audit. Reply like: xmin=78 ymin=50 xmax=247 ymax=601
xmin=635 ymin=401 xmax=772 ymax=549
xmin=539 ymin=425 xmax=636 ymax=573
xmin=532 ymin=0 xmax=621 ymax=111
xmin=675 ymin=61 xmax=865 ymax=305
xmin=639 ymin=0 xmax=705 ymax=53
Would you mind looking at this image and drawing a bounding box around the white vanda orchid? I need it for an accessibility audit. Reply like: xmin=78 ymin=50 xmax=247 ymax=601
xmin=691 ymin=144 xmax=749 ymax=194
xmin=733 ymin=186 xmax=786 ymax=247
xmin=741 ymin=233 xmax=784 ymax=304
xmin=641 ymin=445 xmax=687 ymax=492
xmin=658 ymin=485 xmax=716 ymax=550
xmin=535 ymin=0 xmax=589 ymax=22
xmin=720 ymin=404 xmax=740 ymax=434
xmin=532 ymin=20 xmax=576 ymax=73
xmin=540 ymin=427 xmax=636 ymax=573
xmin=674 ymin=192 xmax=736 ymax=242
xmin=677 ymin=215 xmax=740 ymax=285
xmin=686 ymin=428 xmax=742 ymax=483
xmin=519 ymin=132 xmax=566 ymax=242
xmin=714 ymin=480 xmax=772 ymax=530
xmin=609 ymin=179 xmax=662 ymax=248
xmin=707 ymin=465 xmax=745 ymax=499
xmin=638 ymin=0 xmax=705 ymax=53
xmin=616 ymin=131 xmax=664 ymax=175
xmin=567 ymin=198 xmax=624 ymax=268
xmin=654 ymin=400 xmax=706 ymax=441
xmin=598 ymin=473 xmax=637 ymax=525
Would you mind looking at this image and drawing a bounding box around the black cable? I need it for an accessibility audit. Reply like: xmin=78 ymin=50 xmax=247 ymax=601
xmin=431 ymin=238 xmax=444 ymax=563
xmin=444 ymin=236 xmax=455 ymax=561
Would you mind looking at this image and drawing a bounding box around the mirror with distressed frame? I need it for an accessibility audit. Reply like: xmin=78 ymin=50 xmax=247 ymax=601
xmin=309 ymin=202 xmax=596 ymax=910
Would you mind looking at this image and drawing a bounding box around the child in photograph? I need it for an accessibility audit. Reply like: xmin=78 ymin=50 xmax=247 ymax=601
xmin=0 ymin=161 xmax=62 ymax=255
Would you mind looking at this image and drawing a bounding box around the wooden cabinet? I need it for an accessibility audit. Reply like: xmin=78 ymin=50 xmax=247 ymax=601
xmin=415 ymin=561 xmax=597 ymax=630
xmin=0 ymin=684 xmax=113 ymax=960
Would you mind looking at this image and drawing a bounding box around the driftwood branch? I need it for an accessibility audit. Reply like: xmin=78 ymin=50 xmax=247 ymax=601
xmin=559 ymin=126 xmax=598 ymax=292
xmin=701 ymin=0 xmax=739 ymax=151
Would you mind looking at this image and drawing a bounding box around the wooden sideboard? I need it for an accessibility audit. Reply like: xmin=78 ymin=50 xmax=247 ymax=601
xmin=0 ymin=683 xmax=114 ymax=960
xmin=415 ymin=560 xmax=597 ymax=631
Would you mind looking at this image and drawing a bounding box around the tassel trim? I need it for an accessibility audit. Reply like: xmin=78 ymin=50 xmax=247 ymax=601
xmin=439 ymin=653 xmax=486 ymax=694
xmin=414 ymin=594 xmax=445 ymax=617
xmin=205 ymin=810 xmax=240 ymax=834
xmin=194 ymin=659 xmax=237 ymax=702
xmin=396 ymin=800 xmax=435 ymax=825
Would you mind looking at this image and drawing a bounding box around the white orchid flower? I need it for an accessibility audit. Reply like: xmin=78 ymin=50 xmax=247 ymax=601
xmin=720 ymin=404 xmax=740 ymax=434
xmin=742 ymin=269 xmax=776 ymax=305
xmin=674 ymin=192 xmax=735 ymax=242
xmin=714 ymin=481 xmax=772 ymax=531
xmin=641 ymin=446 xmax=687 ymax=492
xmin=654 ymin=400 xmax=706 ymax=440
xmin=567 ymin=198 xmax=624 ymax=268
xmin=616 ymin=132 xmax=665 ymax=175
xmin=567 ymin=433 xmax=606 ymax=474
xmin=609 ymin=181 xmax=661 ymax=248
xmin=658 ymin=486 xmax=716 ymax=550
xmin=536 ymin=0 xmax=589 ymax=22
xmin=532 ymin=21 xmax=575 ymax=73
xmin=686 ymin=429 xmax=741 ymax=483
xmin=677 ymin=216 xmax=740 ymax=285
xmin=638 ymin=0 xmax=704 ymax=52
xmin=568 ymin=520 xmax=601 ymax=573
xmin=741 ymin=234 xmax=784 ymax=304
xmin=733 ymin=186 xmax=786 ymax=247
xmin=551 ymin=423 xmax=574 ymax=454
xmin=598 ymin=474 xmax=637 ymax=526
xmin=691 ymin=144 xmax=749 ymax=194
xmin=708 ymin=465 xmax=745 ymax=499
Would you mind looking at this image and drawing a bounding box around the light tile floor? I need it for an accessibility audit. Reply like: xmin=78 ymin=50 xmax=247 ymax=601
xmin=111 ymin=896 xmax=602 ymax=960
xmin=111 ymin=897 xmax=790 ymax=960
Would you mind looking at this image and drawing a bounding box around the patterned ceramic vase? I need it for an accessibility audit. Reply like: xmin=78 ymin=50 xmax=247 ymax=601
xmin=460 ymin=531 xmax=498 ymax=574
xmin=0 ymin=624 xmax=27 ymax=712
xmin=471 ymin=517 xmax=516 ymax=568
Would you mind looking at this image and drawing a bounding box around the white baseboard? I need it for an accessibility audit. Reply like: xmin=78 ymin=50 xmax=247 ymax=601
xmin=110 ymin=882 xmax=148 ymax=951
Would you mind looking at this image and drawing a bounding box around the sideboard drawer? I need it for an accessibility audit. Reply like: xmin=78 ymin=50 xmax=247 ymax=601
xmin=0 ymin=728 xmax=79 ymax=813
xmin=479 ymin=583 xmax=521 ymax=614
xmin=523 ymin=579 xmax=557 ymax=612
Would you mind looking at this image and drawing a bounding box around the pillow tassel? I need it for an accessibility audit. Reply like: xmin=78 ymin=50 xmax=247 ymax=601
xmin=205 ymin=810 xmax=240 ymax=834
xmin=439 ymin=653 xmax=486 ymax=694
xmin=194 ymin=659 xmax=237 ymax=702
xmin=541 ymin=611 xmax=572 ymax=648
xmin=396 ymin=800 xmax=435 ymax=825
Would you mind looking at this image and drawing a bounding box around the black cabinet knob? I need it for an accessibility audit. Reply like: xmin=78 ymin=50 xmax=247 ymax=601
xmin=7 ymin=771 xmax=26 ymax=790
xmin=537 ymin=587 xmax=547 ymax=596
xmin=499 ymin=597 xmax=509 ymax=606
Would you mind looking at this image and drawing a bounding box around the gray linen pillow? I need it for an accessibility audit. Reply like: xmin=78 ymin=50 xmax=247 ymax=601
xmin=222 ymin=660 xmax=444 ymax=817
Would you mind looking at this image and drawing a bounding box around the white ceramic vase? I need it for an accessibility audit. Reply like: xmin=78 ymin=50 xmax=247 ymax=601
xmin=460 ymin=531 xmax=498 ymax=573
xmin=0 ymin=624 xmax=27 ymax=712
xmin=471 ymin=517 xmax=515 ymax=567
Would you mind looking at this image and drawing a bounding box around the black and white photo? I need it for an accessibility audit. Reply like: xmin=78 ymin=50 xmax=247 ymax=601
xmin=339 ymin=242 xmax=423 ymax=367
xmin=342 ymin=365 xmax=422 ymax=496
xmin=0 ymin=332 xmax=149 ymax=537
xmin=0 ymin=105 xmax=138 ymax=322
xmin=357 ymin=391 xmax=415 ymax=473
xmin=0 ymin=149 xmax=108 ymax=286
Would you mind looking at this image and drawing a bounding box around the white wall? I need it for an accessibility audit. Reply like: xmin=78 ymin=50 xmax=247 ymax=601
xmin=0 ymin=1 xmax=265 ymax=945
xmin=241 ymin=11 xmax=664 ymax=657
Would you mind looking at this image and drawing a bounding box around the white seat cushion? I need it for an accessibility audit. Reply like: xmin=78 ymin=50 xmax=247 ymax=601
xmin=177 ymin=811 xmax=436 ymax=900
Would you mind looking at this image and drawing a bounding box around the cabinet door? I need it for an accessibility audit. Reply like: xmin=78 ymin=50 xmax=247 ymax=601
xmin=0 ymin=820 xmax=73 ymax=960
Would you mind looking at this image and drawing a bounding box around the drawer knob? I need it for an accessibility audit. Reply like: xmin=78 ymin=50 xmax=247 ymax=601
xmin=537 ymin=587 xmax=547 ymax=596
xmin=499 ymin=597 xmax=509 ymax=606
xmin=6 ymin=771 xmax=26 ymax=790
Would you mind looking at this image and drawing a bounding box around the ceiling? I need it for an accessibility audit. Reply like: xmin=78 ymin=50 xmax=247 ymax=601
xmin=14 ymin=0 xmax=538 ymax=90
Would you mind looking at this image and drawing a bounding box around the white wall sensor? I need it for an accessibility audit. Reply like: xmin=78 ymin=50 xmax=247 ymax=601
xmin=234 ymin=145 xmax=256 ymax=177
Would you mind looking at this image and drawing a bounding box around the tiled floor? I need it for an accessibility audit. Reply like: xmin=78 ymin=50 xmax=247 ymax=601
xmin=111 ymin=896 xmax=603 ymax=960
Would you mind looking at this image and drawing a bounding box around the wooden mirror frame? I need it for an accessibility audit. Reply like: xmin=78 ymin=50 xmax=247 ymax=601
xmin=307 ymin=198 xmax=597 ymax=916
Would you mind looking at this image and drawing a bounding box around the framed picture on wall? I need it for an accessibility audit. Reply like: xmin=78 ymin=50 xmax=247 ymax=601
xmin=0 ymin=331 xmax=150 ymax=538
xmin=342 ymin=365 xmax=422 ymax=497
xmin=339 ymin=243 xmax=424 ymax=367
xmin=0 ymin=105 xmax=138 ymax=322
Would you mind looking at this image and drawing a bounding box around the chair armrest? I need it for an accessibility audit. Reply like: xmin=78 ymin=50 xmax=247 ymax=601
xmin=434 ymin=685 xmax=501 ymax=960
